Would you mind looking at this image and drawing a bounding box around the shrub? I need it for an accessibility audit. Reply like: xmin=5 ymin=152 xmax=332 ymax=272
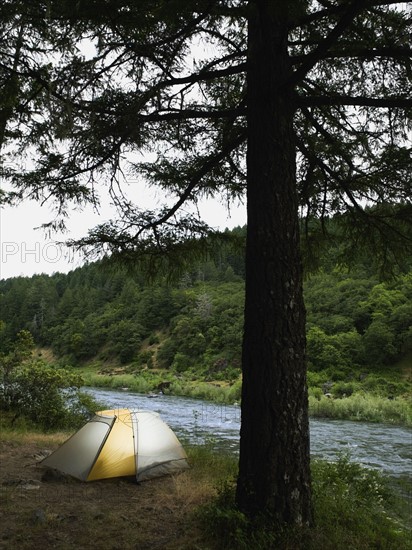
xmin=309 ymin=387 xmax=323 ymax=400
xmin=197 ymin=452 xmax=411 ymax=550
xmin=156 ymin=337 xmax=177 ymax=368
xmin=332 ymin=381 xmax=355 ymax=397
xmin=172 ymin=352 xmax=192 ymax=372
xmin=136 ymin=349 xmax=154 ymax=368
xmin=0 ymin=359 xmax=96 ymax=430
xmin=197 ymin=481 xmax=250 ymax=549
xmin=312 ymin=453 xmax=393 ymax=541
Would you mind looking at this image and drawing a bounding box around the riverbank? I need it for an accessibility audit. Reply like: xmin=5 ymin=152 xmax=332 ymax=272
xmin=0 ymin=420 xmax=410 ymax=550
xmin=77 ymin=366 xmax=412 ymax=427
xmin=309 ymin=392 xmax=411 ymax=426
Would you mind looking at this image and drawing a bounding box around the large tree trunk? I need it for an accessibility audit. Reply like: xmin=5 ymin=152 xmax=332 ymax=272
xmin=236 ymin=0 xmax=312 ymax=525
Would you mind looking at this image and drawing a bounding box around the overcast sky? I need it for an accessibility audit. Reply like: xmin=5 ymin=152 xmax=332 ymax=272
xmin=0 ymin=37 xmax=248 ymax=281
xmin=0 ymin=189 xmax=246 ymax=280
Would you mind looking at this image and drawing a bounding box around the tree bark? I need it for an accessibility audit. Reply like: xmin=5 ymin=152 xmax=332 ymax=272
xmin=236 ymin=0 xmax=313 ymax=525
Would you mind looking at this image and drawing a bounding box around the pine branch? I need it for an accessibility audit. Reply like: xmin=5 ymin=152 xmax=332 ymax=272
xmin=292 ymin=46 xmax=412 ymax=63
xmin=133 ymin=129 xmax=247 ymax=236
xmin=298 ymin=95 xmax=412 ymax=109
xmin=290 ymin=3 xmax=347 ymax=29
xmin=291 ymin=0 xmax=409 ymax=29
xmin=296 ymin=136 xmax=369 ymax=217
xmin=288 ymin=0 xmax=369 ymax=87
xmin=138 ymin=106 xmax=246 ymax=123
xmin=161 ymin=61 xmax=247 ymax=87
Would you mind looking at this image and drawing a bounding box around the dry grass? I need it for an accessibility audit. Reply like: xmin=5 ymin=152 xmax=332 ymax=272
xmin=1 ymin=426 xmax=410 ymax=550
xmin=0 ymin=433 xmax=225 ymax=549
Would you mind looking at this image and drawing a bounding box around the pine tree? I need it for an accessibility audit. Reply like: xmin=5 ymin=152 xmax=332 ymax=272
xmin=1 ymin=0 xmax=411 ymax=525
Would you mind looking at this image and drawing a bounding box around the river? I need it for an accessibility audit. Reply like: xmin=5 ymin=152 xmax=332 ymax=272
xmin=85 ymin=387 xmax=411 ymax=487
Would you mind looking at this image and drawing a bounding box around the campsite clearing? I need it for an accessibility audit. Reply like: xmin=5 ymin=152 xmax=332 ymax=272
xmin=0 ymin=433 xmax=217 ymax=549
xmin=1 ymin=427 xmax=411 ymax=549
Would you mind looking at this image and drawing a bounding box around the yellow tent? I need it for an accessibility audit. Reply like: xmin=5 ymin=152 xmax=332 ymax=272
xmin=41 ymin=409 xmax=189 ymax=482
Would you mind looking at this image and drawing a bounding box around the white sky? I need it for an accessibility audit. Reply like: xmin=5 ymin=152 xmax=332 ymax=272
xmin=0 ymin=36 xmax=248 ymax=280
xmin=0 ymin=189 xmax=246 ymax=280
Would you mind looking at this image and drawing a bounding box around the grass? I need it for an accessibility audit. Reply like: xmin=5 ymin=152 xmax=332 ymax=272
xmin=77 ymin=366 xmax=242 ymax=404
xmin=0 ymin=419 xmax=237 ymax=549
xmin=1 ymin=415 xmax=410 ymax=550
xmin=77 ymin=365 xmax=411 ymax=426
xmin=0 ymin=411 xmax=71 ymax=445
xmin=309 ymin=392 xmax=412 ymax=427
xmin=198 ymin=453 xmax=412 ymax=550
xmin=311 ymin=455 xmax=412 ymax=548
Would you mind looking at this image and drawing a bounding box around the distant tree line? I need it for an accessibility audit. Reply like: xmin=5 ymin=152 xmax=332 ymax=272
xmin=0 ymin=226 xmax=411 ymax=378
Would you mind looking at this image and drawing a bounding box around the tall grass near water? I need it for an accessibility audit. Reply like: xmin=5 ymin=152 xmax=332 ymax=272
xmin=80 ymin=369 xmax=411 ymax=425
xmin=80 ymin=371 xmax=158 ymax=394
xmin=309 ymin=393 xmax=412 ymax=427
xmin=80 ymin=370 xmax=242 ymax=404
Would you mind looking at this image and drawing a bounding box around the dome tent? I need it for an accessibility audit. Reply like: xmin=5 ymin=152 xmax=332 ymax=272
xmin=41 ymin=409 xmax=189 ymax=482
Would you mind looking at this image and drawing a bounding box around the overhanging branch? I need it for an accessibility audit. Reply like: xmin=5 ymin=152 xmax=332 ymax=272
xmin=162 ymin=61 xmax=247 ymax=87
xmin=135 ymin=129 xmax=247 ymax=235
xmin=298 ymin=95 xmax=412 ymax=109
xmin=292 ymin=46 xmax=412 ymax=64
xmin=138 ymin=106 xmax=246 ymax=123
xmin=288 ymin=0 xmax=369 ymax=88
xmin=291 ymin=0 xmax=408 ymax=29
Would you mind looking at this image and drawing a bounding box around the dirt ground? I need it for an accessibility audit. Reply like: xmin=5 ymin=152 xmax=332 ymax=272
xmin=0 ymin=436 xmax=214 ymax=550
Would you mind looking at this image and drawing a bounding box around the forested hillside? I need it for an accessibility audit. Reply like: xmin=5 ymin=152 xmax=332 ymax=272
xmin=1 ymin=226 xmax=411 ymax=400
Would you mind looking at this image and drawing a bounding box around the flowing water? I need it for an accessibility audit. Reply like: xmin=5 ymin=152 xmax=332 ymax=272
xmin=85 ymin=387 xmax=411 ymax=488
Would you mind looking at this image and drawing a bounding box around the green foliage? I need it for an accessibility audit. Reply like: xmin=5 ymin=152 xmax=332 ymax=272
xmin=198 ymin=481 xmax=250 ymax=549
xmin=305 ymin=269 xmax=412 ymax=372
xmin=309 ymin=394 xmax=412 ymax=426
xmin=313 ymin=453 xmax=390 ymax=512
xmin=0 ymin=234 xmax=246 ymax=374
xmin=0 ymin=329 xmax=35 ymax=406
xmin=107 ymin=319 xmax=144 ymax=364
xmin=197 ymin=454 xmax=412 ymax=549
xmin=362 ymin=320 xmax=397 ymax=365
xmin=0 ymin=331 xmax=101 ymax=430
xmin=0 ymin=359 xmax=96 ymax=429
xmin=81 ymin=369 xmax=167 ymax=395
xmin=156 ymin=337 xmax=178 ymax=368
xmin=1 ymin=360 xmax=96 ymax=429
xmin=0 ymin=329 xmax=34 ymax=374
xmin=0 ymin=232 xmax=411 ymax=416
xmin=310 ymin=454 xmax=411 ymax=549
